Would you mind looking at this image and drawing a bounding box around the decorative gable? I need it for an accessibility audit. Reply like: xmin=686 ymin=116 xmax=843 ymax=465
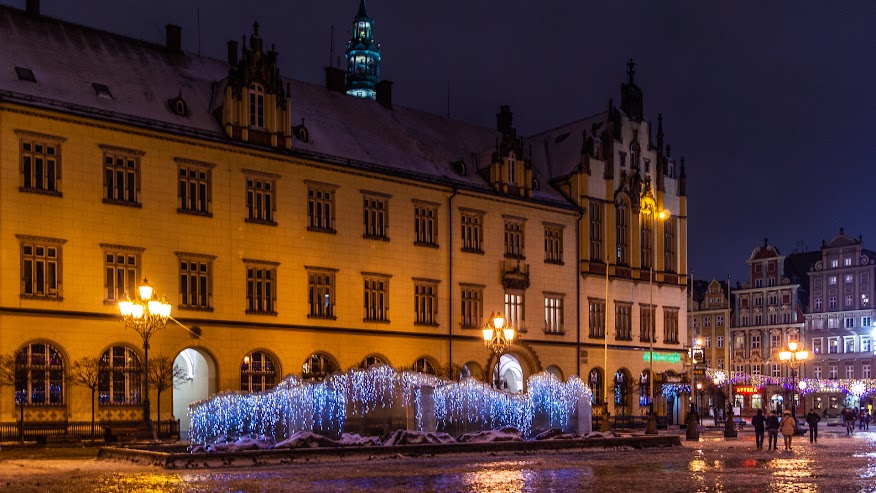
xmin=486 ymin=105 xmax=533 ymax=198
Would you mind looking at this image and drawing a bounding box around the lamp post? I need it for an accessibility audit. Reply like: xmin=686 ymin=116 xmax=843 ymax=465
xmin=779 ymin=341 xmax=809 ymax=417
xmin=118 ymin=279 xmax=172 ymax=438
xmin=642 ymin=205 xmax=670 ymax=435
xmin=713 ymin=370 xmax=737 ymax=437
xmin=685 ymin=337 xmax=704 ymax=440
xmin=482 ymin=311 xmax=516 ymax=389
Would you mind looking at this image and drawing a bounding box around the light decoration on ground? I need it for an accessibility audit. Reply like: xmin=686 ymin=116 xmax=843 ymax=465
xmin=189 ymin=365 xmax=592 ymax=447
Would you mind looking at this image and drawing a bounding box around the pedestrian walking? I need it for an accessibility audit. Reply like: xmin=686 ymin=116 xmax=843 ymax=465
xmin=864 ymin=410 xmax=871 ymax=431
xmin=751 ymin=408 xmax=766 ymax=450
xmin=780 ymin=410 xmax=796 ymax=450
xmin=842 ymin=406 xmax=855 ymax=435
xmin=766 ymin=410 xmax=780 ymax=450
xmin=806 ymin=408 xmax=820 ymax=443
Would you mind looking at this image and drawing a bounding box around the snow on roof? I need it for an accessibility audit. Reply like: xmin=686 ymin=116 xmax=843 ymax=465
xmin=527 ymin=111 xmax=609 ymax=182
xmin=0 ymin=5 xmax=576 ymax=208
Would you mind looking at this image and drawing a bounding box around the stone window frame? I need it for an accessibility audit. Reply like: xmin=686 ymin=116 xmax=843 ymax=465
xmin=176 ymin=157 xmax=214 ymax=217
xmin=17 ymin=234 xmax=65 ymax=300
xmin=16 ymin=129 xmax=65 ymax=197
xmin=243 ymin=258 xmax=279 ymax=316
xmin=243 ymin=169 xmax=279 ymax=226
xmin=101 ymin=144 xmax=144 ymax=207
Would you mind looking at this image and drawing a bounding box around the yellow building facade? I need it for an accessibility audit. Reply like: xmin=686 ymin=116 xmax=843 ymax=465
xmin=0 ymin=4 xmax=688 ymax=433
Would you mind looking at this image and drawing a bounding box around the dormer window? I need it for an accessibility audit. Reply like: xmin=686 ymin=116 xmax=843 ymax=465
xmin=15 ymin=66 xmax=36 ymax=82
xmin=293 ymin=121 xmax=309 ymax=143
xmin=507 ymin=155 xmax=516 ymax=184
xmin=249 ymin=83 xmax=265 ymax=128
xmin=93 ymin=83 xmax=112 ymax=99
xmin=168 ymin=95 xmax=188 ymax=116
xmin=357 ymin=20 xmax=370 ymax=38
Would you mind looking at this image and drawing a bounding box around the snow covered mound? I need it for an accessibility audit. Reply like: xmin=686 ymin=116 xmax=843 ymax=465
xmin=457 ymin=426 xmax=524 ymax=443
xmin=584 ymin=431 xmax=620 ymax=439
xmin=274 ymin=431 xmax=338 ymax=449
xmin=338 ymin=433 xmax=382 ymax=447
xmin=381 ymin=429 xmax=457 ymax=446
xmin=534 ymin=428 xmax=580 ymax=440
xmin=205 ymin=435 xmax=275 ymax=453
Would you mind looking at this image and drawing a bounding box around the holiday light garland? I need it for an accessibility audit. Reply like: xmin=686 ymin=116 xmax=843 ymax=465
xmin=189 ymin=365 xmax=592 ymax=447
xmin=698 ymin=368 xmax=876 ymax=397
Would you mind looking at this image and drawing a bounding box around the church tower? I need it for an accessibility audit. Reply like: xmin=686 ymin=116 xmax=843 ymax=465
xmin=345 ymin=0 xmax=381 ymax=99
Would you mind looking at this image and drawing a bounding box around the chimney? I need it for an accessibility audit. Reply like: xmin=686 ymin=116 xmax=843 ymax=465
xmin=376 ymin=80 xmax=393 ymax=108
xmin=165 ymin=24 xmax=182 ymax=53
xmin=324 ymin=66 xmax=346 ymax=93
xmin=227 ymin=40 xmax=239 ymax=66
xmin=26 ymin=0 xmax=39 ymax=17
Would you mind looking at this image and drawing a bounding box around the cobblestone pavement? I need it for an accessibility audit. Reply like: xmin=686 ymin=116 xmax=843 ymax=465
xmin=1 ymin=429 xmax=875 ymax=492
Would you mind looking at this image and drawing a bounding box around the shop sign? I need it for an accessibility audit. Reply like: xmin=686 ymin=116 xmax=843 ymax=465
xmin=643 ymin=351 xmax=681 ymax=363
xmin=735 ymin=386 xmax=758 ymax=394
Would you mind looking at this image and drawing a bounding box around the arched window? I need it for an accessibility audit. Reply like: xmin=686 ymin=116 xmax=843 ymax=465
xmin=98 ymin=346 xmax=141 ymax=405
xmin=640 ymin=210 xmax=653 ymax=269
xmin=15 ymin=343 xmax=64 ymax=405
xmin=359 ymin=355 xmax=384 ymax=369
xmin=639 ymin=370 xmax=652 ymax=407
xmin=248 ymin=83 xmax=265 ymax=128
xmin=616 ymin=203 xmax=629 ymax=265
xmin=302 ymin=353 xmax=338 ymax=381
xmin=614 ymin=369 xmax=632 ymax=415
xmin=240 ymin=350 xmax=277 ymax=392
xmin=506 ymin=156 xmax=516 ymax=184
xmin=412 ymin=358 xmax=436 ymax=375
xmin=589 ymin=368 xmax=603 ymax=405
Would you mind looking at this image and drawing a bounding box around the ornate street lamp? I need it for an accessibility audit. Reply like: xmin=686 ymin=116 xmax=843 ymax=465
xmin=779 ymin=341 xmax=808 ymax=417
xmin=482 ymin=311 xmax=516 ymax=389
xmin=118 ymin=278 xmax=172 ymax=438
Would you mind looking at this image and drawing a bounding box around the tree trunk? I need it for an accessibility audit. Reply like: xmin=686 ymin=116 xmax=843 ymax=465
xmin=19 ymin=401 xmax=24 ymax=444
xmin=156 ymin=390 xmax=161 ymax=438
xmin=90 ymin=388 xmax=96 ymax=443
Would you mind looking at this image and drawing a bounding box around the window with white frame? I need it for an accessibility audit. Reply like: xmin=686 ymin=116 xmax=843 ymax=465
xmin=751 ymin=364 xmax=761 ymax=376
xmin=863 ymin=364 xmax=871 ymax=379
xmin=704 ymin=316 xmax=711 ymax=327
xmin=828 ymin=338 xmax=839 ymax=354
xmin=828 ymin=317 xmax=839 ymax=329
xmin=829 ymin=276 xmax=837 ymax=285
xmin=815 ymin=298 xmax=822 ymax=310
xmin=863 ymin=316 xmax=872 ymax=328
xmin=861 ymin=336 xmax=871 ymax=353
xmin=845 ymin=365 xmax=855 ymax=379
xmin=544 ymin=294 xmax=564 ymax=334
xmin=844 ymin=337 xmax=855 ymax=353
xmin=771 ymin=333 xmax=781 ymax=348
xmin=863 ymin=294 xmax=870 ymax=307
xmin=18 ymin=235 xmax=64 ymax=299
xmin=704 ymin=336 xmax=711 ymax=348
xmin=813 ymin=366 xmax=822 ymax=379
xmin=716 ymin=357 xmax=724 ymax=370
xmin=717 ymin=335 xmax=724 ymax=348
xmin=717 ymin=315 xmax=725 ymax=326
xmin=772 ymin=365 xmax=782 ymax=378
xmin=505 ymin=291 xmax=525 ymax=331
xmin=829 ymin=365 xmax=838 ymax=379
xmin=812 ymin=339 xmax=822 ymax=354
xmin=845 ymin=257 xmax=853 ymax=266
xmin=829 ymin=296 xmax=837 ymax=308
xmin=102 ymin=245 xmax=141 ymax=302
xmin=751 ymin=334 xmax=761 ymax=349
xmin=846 ymin=295 xmax=854 ymax=307
xmin=846 ymin=317 xmax=855 ymax=328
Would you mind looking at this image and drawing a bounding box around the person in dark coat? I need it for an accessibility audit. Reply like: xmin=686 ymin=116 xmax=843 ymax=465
xmin=805 ymin=408 xmax=821 ymax=443
xmin=751 ymin=408 xmax=766 ymax=450
xmin=765 ymin=410 xmax=780 ymax=450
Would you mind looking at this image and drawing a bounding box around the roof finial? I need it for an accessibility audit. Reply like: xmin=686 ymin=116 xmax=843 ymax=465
xmin=763 ymin=237 xmax=768 ymax=248
xmin=840 ymin=226 xmax=845 ymax=235
xmin=627 ymin=58 xmax=636 ymax=84
xmin=253 ymin=21 xmax=260 ymax=36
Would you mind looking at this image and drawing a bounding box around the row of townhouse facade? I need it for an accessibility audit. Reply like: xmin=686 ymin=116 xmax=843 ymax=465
xmin=0 ymin=2 xmax=690 ymax=433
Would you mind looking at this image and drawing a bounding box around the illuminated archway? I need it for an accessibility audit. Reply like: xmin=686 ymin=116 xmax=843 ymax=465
xmin=172 ymin=347 xmax=217 ymax=438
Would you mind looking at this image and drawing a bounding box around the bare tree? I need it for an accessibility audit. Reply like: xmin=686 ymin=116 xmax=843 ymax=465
xmin=69 ymin=357 xmax=100 ymax=442
xmin=0 ymin=353 xmax=24 ymax=443
xmin=148 ymin=354 xmax=187 ymax=434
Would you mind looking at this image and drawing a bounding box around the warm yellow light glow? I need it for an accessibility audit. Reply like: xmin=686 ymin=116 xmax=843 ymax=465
xmin=244 ymin=355 xmax=250 ymax=365
xmin=119 ymin=300 xmax=133 ymax=316
xmin=131 ymin=304 xmax=144 ymax=319
xmin=503 ymin=327 xmax=515 ymax=342
xmin=492 ymin=313 xmax=506 ymax=330
xmin=779 ymin=351 xmax=791 ymax=361
xmin=148 ymin=300 xmax=162 ymax=315
xmin=797 ymin=350 xmax=808 ymax=361
xmin=482 ymin=328 xmax=494 ymax=342
xmin=657 ymin=209 xmax=671 ymax=220
xmin=138 ymin=280 xmax=153 ymax=300
xmin=696 ymin=382 xmax=703 ymax=390
xmin=788 ymin=341 xmax=799 ymax=352
xmin=695 ymin=337 xmax=703 ymax=347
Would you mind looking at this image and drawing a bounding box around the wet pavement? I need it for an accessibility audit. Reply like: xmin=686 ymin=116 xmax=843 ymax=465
xmin=1 ymin=429 xmax=875 ymax=492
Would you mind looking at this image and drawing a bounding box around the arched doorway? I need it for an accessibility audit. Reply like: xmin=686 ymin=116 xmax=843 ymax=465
xmin=589 ymin=368 xmax=604 ymax=407
xmin=770 ymin=393 xmax=784 ymax=413
xmin=172 ymin=348 xmax=217 ymax=438
xmin=497 ymin=354 xmax=524 ymax=393
xmin=614 ymin=368 xmax=633 ymax=416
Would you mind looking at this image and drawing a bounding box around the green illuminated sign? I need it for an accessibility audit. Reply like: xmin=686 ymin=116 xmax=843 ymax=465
xmin=643 ymin=352 xmax=681 ymax=363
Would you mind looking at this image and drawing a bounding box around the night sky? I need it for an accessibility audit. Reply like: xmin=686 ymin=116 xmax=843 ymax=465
xmin=12 ymin=0 xmax=876 ymax=283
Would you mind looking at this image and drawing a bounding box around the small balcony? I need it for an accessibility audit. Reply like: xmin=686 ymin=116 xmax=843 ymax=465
xmin=502 ymin=259 xmax=529 ymax=290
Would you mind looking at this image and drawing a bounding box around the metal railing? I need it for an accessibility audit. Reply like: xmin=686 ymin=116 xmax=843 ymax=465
xmin=0 ymin=419 xmax=179 ymax=442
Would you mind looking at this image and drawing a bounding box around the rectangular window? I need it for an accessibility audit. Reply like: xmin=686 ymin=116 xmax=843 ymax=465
xmin=845 ymin=258 xmax=853 ymax=267
xmin=590 ymin=201 xmax=602 ymax=261
xmin=717 ymin=357 xmax=724 ymax=370
xmin=829 ymin=365 xmax=838 ymax=379
xmin=829 ymin=276 xmax=837 ymax=286
xmin=717 ymin=335 xmax=724 ymax=348
xmin=102 ymin=246 xmax=141 ymax=302
xmin=846 ymin=365 xmax=855 ymax=379
xmin=828 ymin=338 xmax=839 ymax=354
xmin=460 ymin=285 xmax=484 ymax=329
xmin=704 ymin=336 xmax=711 ymax=348
xmin=102 ymin=146 xmax=142 ymax=205
xmin=663 ymin=217 xmax=676 ymax=272
xmin=177 ymin=159 xmax=212 ymax=215
xmin=640 ymin=212 xmax=653 ymax=270
xmin=589 ymin=299 xmax=605 ymax=339
xmin=615 ymin=303 xmax=632 ymax=340
xmin=363 ymin=274 xmax=390 ymax=322
xmin=414 ymin=201 xmax=439 ymax=246
xmin=752 ymin=364 xmax=761 ymax=376
xmin=363 ymin=192 xmax=390 ymax=239
xmin=544 ymin=294 xmax=564 ymax=334
xmin=460 ymin=209 xmax=484 ymax=253
xmin=663 ymin=308 xmax=679 ymax=343
xmin=815 ymin=298 xmax=822 ymax=310
xmin=18 ymin=236 xmax=64 ymax=299
xmin=846 ymin=295 xmax=854 ymax=307
xmin=813 ymin=339 xmax=822 ymax=354
xmin=703 ymin=316 xmax=711 ymax=327
xmin=783 ymin=312 xmax=791 ymax=323
xmin=828 ymin=317 xmax=839 ymax=329
xmin=505 ymin=292 xmax=525 ymax=331
xmin=414 ymin=279 xmax=439 ymax=325
xmin=639 ymin=305 xmax=654 ymax=342
xmin=307 ymin=267 xmax=336 ymax=318
xmin=245 ymin=262 xmax=277 ymax=315
xmin=829 ymin=296 xmax=837 ymax=308
xmin=615 ymin=206 xmax=629 ymax=265
xmin=178 ymin=253 xmax=214 ymax=310
xmin=544 ymin=224 xmax=564 ymax=264
xmin=813 ymin=366 xmax=822 ymax=379
xmin=845 ymin=274 xmax=854 ymax=284
xmin=844 ymin=337 xmax=855 ymax=353
xmin=863 ymin=294 xmax=871 ymax=307
xmin=751 ymin=334 xmax=761 ymax=349
xmin=864 ymin=364 xmax=871 ymax=379
xmin=754 ymin=314 xmax=762 ymax=325
xmin=245 ymin=174 xmax=277 ymax=224
xmin=307 ymin=181 xmax=338 ymax=232
xmin=770 ymin=333 xmax=780 ymax=348
xmin=860 ymin=336 xmax=871 ymax=353
xmin=772 ymin=365 xmax=782 ymax=378
xmin=18 ymin=131 xmax=64 ymax=194
xmin=504 ymin=217 xmax=525 ymax=258
xmin=717 ymin=315 xmax=724 ymax=326
xmin=846 ymin=317 xmax=855 ymax=328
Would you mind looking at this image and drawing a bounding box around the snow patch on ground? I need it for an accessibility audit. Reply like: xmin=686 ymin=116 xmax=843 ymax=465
xmin=457 ymin=426 xmax=524 ymax=443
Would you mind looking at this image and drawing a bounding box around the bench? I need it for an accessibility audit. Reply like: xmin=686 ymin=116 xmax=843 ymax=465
xmin=104 ymin=426 xmax=139 ymax=442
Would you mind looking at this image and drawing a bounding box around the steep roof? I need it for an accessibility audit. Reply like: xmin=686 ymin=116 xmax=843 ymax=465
xmin=526 ymin=112 xmax=609 ymax=181
xmin=0 ymin=5 xmax=575 ymax=208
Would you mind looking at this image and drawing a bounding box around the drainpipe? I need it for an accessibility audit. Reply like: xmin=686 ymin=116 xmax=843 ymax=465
xmin=576 ymin=208 xmax=583 ymax=377
xmin=448 ymin=188 xmax=458 ymax=375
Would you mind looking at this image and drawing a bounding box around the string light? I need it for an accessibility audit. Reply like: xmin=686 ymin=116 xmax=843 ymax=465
xmin=189 ymin=365 xmax=592 ymax=447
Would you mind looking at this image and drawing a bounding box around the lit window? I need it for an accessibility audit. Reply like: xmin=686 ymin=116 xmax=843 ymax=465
xmin=505 ymin=292 xmax=525 ymax=332
xmin=15 ymin=343 xmax=64 ymax=405
xmin=248 ymin=83 xmax=265 ymax=128
xmin=98 ymin=346 xmax=141 ymax=405
xmin=544 ymin=294 xmax=564 ymax=334
xmin=302 ymin=353 xmax=338 ymax=380
xmin=240 ymin=351 xmax=277 ymax=392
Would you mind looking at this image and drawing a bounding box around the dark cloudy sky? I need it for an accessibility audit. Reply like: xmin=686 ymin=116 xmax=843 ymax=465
xmin=14 ymin=0 xmax=876 ymax=283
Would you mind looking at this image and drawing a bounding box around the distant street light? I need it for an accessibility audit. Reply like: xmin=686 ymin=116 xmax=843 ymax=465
xmin=779 ymin=341 xmax=809 ymax=417
xmin=482 ymin=311 xmax=516 ymax=389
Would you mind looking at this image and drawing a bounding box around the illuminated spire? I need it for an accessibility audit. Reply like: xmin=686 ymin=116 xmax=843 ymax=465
xmin=345 ymin=0 xmax=381 ymax=99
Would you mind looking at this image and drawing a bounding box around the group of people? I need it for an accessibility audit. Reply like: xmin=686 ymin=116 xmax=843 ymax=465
xmin=840 ymin=406 xmax=872 ymax=434
xmin=751 ymin=406 xmax=873 ymax=450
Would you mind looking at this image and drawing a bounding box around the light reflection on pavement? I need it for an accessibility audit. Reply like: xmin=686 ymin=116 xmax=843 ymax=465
xmin=2 ymin=431 xmax=875 ymax=492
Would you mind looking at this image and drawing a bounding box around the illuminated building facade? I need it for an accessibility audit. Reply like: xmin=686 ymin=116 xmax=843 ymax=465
xmin=0 ymin=2 xmax=688 ymax=434
xmin=688 ymin=278 xmax=732 ymax=414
